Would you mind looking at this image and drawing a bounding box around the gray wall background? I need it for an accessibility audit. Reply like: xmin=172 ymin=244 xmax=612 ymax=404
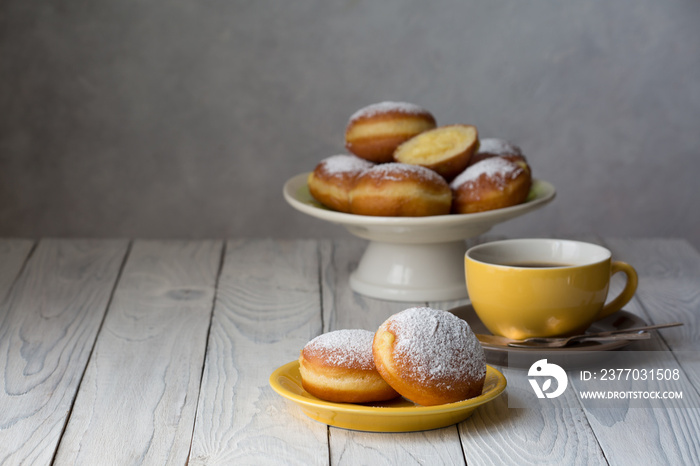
xmin=2 ymin=0 xmax=699 ymax=249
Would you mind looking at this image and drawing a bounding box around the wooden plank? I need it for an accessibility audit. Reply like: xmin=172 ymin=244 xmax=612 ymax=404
xmin=0 ymin=239 xmax=34 ymax=303
xmin=54 ymin=240 xmax=222 ymax=465
xmin=0 ymin=239 xmax=128 ymax=465
xmin=324 ymin=239 xmax=467 ymax=465
xmin=458 ymin=385 xmax=607 ymax=465
xmin=188 ymin=239 xmax=328 ymax=465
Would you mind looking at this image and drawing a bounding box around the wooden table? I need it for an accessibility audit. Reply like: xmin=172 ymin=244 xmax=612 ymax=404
xmin=1 ymin=237 xmax=699 ymax=465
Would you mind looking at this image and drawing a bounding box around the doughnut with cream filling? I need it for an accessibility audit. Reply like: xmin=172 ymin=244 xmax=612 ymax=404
xmin=393 ymin=124 xmax=479 ymax=180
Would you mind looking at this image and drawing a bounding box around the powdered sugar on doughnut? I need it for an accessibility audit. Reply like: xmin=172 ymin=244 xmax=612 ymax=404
xmin=388 ymin=307 xmax=485 ymax=389
xmin=450 ymin=157 xmax=523 ymax=190
xmin=320 ymin=154 xmax=374 ymax=175
xmin=348 ymin=101 xmax=429 ymax=122
xmin=303 ymin=329 xmax=376 ymax=370
xmin=477 ymin=138 xmax=522 ymax=156
xmin=366 ymin=163 xmax=446 ymax=184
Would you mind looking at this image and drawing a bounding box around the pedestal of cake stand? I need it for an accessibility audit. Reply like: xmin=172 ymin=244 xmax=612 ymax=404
xmin=283 ymin=173 xmax=556 ymax=303
xmin=349 ymin=240 xmax=470 ymax=301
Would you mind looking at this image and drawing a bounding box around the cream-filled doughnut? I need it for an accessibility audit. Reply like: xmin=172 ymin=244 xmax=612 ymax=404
xmin=393 ymin=124 xmax=479 ymax=180
xmin=307 ymin=154 xmax=374 ymax=212
xmin=373 ymin=307 xmax=486 ymax=406
xmin=345 ymin=101 xmax=437 ymax=163
xmin=299 ymin=329 xmax=400 ymax=403
xmin=450 ymin=157 xmax=532 ymax=214
xmin=348 ymin=163 xmax=452 ymax=217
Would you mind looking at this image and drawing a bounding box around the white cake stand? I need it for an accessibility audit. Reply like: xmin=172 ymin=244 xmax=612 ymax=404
xmin=283 ymin=173 xmax=556 ymax=301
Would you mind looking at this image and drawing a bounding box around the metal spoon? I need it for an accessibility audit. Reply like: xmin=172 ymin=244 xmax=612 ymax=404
xmin=506 ymin=331 xmax=652 ymax=348
xmin=476 ymin=331 xmax=650 ymax=348
xmin=476 ymin=322 xmax=683 ymax=348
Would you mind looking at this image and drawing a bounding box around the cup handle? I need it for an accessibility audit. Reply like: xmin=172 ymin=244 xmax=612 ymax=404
xmin=596 ymin=261 xmax=638 ymax=320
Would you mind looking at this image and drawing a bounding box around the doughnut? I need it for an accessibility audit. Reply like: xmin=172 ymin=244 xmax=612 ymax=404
xmin=469 ymin=138 xmax=530 ymax=173
xmin=348 ymin=163 xmax=452 ymax=217
xmin=299 ymin=329 xmax=400 ymax=403
xmin=450 ymin=156 xmax=532 ymax=214
xmin=393 ymin=124 xmax=479 ymax=180
xmin=345 ymin=101 xmax=437 ymax=163
xmin=373 ymin=307 xmax=486 ymax=406
xmin=307 ymin=155 xmax=374 ymax=212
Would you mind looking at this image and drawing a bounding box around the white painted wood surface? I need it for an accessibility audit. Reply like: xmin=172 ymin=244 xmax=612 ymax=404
xmin=189 ymin=239 xmax=328 ymax=465
xmin=54 ymin=240 xmax=223 ymax=465
xmin=0 ymin=239 xmax=128 ymax=465
xmin=0 ymin=237 xmax=698 ymax=465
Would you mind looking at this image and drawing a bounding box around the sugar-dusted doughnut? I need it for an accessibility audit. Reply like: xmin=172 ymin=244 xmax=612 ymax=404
xmin=299 ymin=329 xmax=400 ymax=403
xmin=450 ymin=157 xmax=532 ymax=214
xmin=348 ymin=163 xmax=452 ymax=217
xmin=468 ymin=138 xmax=530 ymax=173
xmin=345 ymin=101 xmax=437 ymax=163
xmin=373 ymin=307 xmax=486 ymax=406
xmin=307 ymin=154 xmax=374 ymax=212
xmin=393 ymin=124 xmax=479 ymax=180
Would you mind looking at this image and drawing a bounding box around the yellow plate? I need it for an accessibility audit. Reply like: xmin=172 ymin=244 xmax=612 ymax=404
xmin=269 ymin=361 xmax=507 ymax=432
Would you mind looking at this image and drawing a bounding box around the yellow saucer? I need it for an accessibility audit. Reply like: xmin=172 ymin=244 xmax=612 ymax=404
xmin=269 ymin=361 xmax=506 ymax=432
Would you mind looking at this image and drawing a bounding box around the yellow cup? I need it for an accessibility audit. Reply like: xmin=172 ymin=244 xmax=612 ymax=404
xmin=465 ymin=239 xmax=638 ymax=339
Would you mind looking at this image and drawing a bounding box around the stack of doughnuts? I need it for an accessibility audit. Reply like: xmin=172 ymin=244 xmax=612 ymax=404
xmin=298 ymin=307 xmax=486 ymax=406
xmin=306 ymin=101 xmax=534 ymax=216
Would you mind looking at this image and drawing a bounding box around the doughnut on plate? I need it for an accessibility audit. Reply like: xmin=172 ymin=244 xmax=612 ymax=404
xmin=283 ymin=172 xmax=555 ymax=243
xmin=269 ymin=360 xmax=506 ymax=432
